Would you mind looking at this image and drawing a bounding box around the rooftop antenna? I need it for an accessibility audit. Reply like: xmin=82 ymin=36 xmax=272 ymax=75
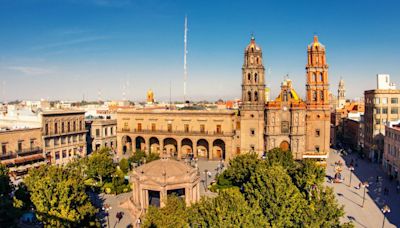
xmin=183 ymin=15 xmax=188 ymax=102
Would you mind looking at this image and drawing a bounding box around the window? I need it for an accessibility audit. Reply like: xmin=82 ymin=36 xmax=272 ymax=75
xmin=391 ymin=108 xmax=398 ymax=114
xmin=18 ymin=141 xmax=23 ymax=151
xmin=110 ymin=127 xmax=113 ymax=135
xmin=312 ymin=91 xmax=317 ymax=101
xmin=315 ymin=146 xmax=320 ymax=152
xmin=391 ymin=98 xmax=398 ymax=104
xmin=168 ymin=124 xmax=172 ymax=132
xmin=96 ymin=129 xmax=100 ymax=137
xmin=45 ymin=123 xmax=49 ymax=135
xmin=320 ymin=91 xmax=324 ymax=100
xmin=45 ymin=139 xmax=50 ymax=147
xmin=67 ymin=122 xmax=70 ymax=132
xmin=54 ymin=123 xmax=58 ymax=134
xmin=248 ymin=91 xmax=252 ymax=101
xmin=254 ymin=91 xmax=258 ymax=101
xmin=254 ymin=73 xmax=258 ymax=82
xmin=73 ymin=121 xmax=76 ymax=131
xmin=216 ymin=125 xmax=222 ymax=134
xmin=1 ymin=144 xmax=6 ymax=155
xmin=137 ymin=123 xmax=142 ymax=131
xmin=61 ymin=122 xmax=65 ymax=133
xmin=62 ymin=150 xmax=67 ymax=158
xmin=375 ymin=108 xmax=381 ymax=114
xmin=281 ymin=121 xmax=289 ymax=134
xmin=374 ymin=98 xmax=380 ymax=104
xmin=316 ymin=129 xmax=320 ymax=137
xmin=382 ymin=108 xmax=388 ymax=114
xmin=200 ymin=124 xmax=205 ymax=133
xmin=105 ymin=128 xmax=108 ymax=136
xmin=250 ymin=129 xmax=255 ymax=136
xmin=184 ymin=124 xmax=189 ymax=133
xmin=247 ymin=73 xmax=251 ymax=81
xmin=61 ymin=137 xmax=66 ymax=144
xmin=319 ymin=73 xmax=323 ymax=82
xmin=313 ymin=73 xmax=317 ymax=82
xmin=151 ymin=123 xmax=156 ymax=131
xmin=236 ymin=121 xmax=240 ymax=130
xmin=250 ymin=145 xmax=255 ymax=151
xmin=382 ymin=98 xmax=388 ymax=104
xmin=376 ymin=119 xmax=381 ymax=124
xmin=30 ymin=139 xmax=35 ymax=149
xmin=79 ymin=121 xmax=82 ymax=130
xmin=55 ymin=151 xmax=60 ymax=160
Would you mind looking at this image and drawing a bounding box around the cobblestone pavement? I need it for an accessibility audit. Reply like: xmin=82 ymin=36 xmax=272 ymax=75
xmin=326 ymin=149 xmax=398 ymax=228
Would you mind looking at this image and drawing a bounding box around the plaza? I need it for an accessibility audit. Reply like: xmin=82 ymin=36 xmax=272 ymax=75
xmin=326 ymin=149 xmax=399 ymax=227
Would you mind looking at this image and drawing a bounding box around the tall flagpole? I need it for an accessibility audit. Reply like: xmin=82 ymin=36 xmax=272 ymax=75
xmin=183 ymin=15 xmax=188 ymax=102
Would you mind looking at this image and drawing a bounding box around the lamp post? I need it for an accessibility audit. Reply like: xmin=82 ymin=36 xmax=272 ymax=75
xmin=204 ymin=169 xmax=208 ymax=192
xmin=102 ymin=204 xmax=112 ymax=228
xmin=348 ymin=165 xmax=355 ymax=187
xmin=381 ymin=205 xmax=391 ymax=228
xmin=361 ymin=181 xmax=369 ymax=207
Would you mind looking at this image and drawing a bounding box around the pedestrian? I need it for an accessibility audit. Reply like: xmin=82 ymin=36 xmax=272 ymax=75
xmin=376 ymin=176 xmax=379 ymax=183
xmin=396 ymin=185 xmax=400 ymax=194
xmin=137 ymin=217 xmax=141 ymax=228
xmin=207 ymin=170 xmax=212 ymax=178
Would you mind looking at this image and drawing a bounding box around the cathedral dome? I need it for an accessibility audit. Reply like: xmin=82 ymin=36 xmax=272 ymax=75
xmin=245 ymin=36 xmax=262 ymax=52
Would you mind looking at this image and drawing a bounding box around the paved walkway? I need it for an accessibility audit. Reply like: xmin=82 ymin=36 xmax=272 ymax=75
xmin=326 ymin=149 xmax=398 ymax=228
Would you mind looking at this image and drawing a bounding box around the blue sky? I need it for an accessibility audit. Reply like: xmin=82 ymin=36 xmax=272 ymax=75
xmin=0 ymin=0 xmax=399 ymax=102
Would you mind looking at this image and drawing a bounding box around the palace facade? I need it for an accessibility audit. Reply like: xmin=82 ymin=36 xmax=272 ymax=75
xmin=117 ymin=35 xmax=330 ymax=161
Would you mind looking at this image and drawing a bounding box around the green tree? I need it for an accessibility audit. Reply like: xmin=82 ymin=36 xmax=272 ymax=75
xmin=292 ymin=159 xmax=325 ymax=196
xmin=25 ymin=166 xmax=98 ymax=227
xmin=219 ymin=153 xmax=261 ymax=187
xmin=146 ymin=152 xmax=160 ymax=163
xmin=14 ymin=182 xmax=32 ymax=211
xmin=243 ymin=164 xmax=306 ymax=227
xmin=86 ymin=148 xmax=115 ymax=185
xmin=143 ymin=195 xmax=189 ymax=228
xmin=0 ymin=165 xmax=18 ymax=226
xmin=119 ymin=158 xmax=129 ymax=174
xmin=189 ymin=188 xmax=269 ymax=227
xmin=128 ymin=150 xmax=146 ymax=165
xmin=265 ymin=148 xmax=298 ymax=171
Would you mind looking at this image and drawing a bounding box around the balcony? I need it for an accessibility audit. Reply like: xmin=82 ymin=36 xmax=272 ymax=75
xmin=119 ymin=128 xmax=235 ymax=137
xmin=1 ymin=147 xmax=43 ymax=161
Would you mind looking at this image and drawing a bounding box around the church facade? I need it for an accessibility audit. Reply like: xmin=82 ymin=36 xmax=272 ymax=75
xmin=117 ymin=35 xmax=330 ymax=161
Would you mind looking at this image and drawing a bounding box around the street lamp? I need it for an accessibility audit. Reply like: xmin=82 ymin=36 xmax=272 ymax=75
xmin=204 ymin=169 xmax=208 ymax=192
xmin=348 ymin=165 xmax=355 ymax=187
xmin=381 ymin=205 xmax=391 ymax=228
xmin=102 ymin=204 xmax=112 ymax=228
xmin=361 ymin=181 xmax=369 ymax=207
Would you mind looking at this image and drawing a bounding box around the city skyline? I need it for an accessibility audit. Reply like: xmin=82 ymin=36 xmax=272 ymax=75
xmin=1 ymin=0 xmax=400 ymax=102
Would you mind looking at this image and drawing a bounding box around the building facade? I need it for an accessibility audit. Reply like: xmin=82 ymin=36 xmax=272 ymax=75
xmin=364 ymin=76 xmax=400 ymax=161
xmin=117 ymin=109 xmax=238 ymax=160
xmin=42 ymin=110 xmax=87 ymax=165
xmin=338 ymin=79 xmax=346 ymax=109
xmin=86 ymin=118 xmax=117 ymax=153
xmin=0 ymin=127 xmax=46 ymax=177
xmin=383 ymin=121 xmax=400 ymax=182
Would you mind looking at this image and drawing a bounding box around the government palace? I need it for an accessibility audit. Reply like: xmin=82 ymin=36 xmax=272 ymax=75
xmin=116 ymin=35 xmax=330 ymax=162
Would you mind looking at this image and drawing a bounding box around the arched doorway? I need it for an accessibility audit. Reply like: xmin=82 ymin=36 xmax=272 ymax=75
xmin=149 ymin=137 xmax=160 ymax=154
xmin=196 ymin=139 xmax=209 ymax=159
xmin=121 ymin=135 xmax=132 ymax=154
xmin=163 ymin=138 xmax=178 ymax=157
xmin=181 ymin=138 xmax=193 ymax=158
xmin=212 ymin=139 xmax=225 ymax=160
xmin=135 ymin=136 xmax=146 ymax=152
xmin=279 ymin=141 xmax=290 ymax=151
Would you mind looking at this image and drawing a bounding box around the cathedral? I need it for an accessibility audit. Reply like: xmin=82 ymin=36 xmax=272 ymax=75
xmin=240 ymin=35 xmax=330 ymax=160
xmin=117 ymin=35 xmax=330 ymax=161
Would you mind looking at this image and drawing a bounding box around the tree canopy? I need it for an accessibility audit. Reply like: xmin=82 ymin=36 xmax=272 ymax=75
xmin=0 ymin=165 xmax=18 ymax=227
xmin=25 ymin=165 xmax=98 ymax=227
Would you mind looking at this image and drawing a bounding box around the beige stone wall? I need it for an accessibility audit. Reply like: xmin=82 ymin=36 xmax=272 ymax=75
xmin=0 ymin=128 xmax=42 ymax=158
xmin=305 ymin=109 xmax=331 ymax=156
xmin=41 ymin=111 xmax=87 ymax=165
xmin=240 ymin=110 xmax=265 ymax=156
xmin=117 ymin=110 xmax=239 ymax=160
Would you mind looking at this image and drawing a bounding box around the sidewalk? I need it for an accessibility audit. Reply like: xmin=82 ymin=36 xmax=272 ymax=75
xmin=326 ymin=149 xmax=398 ymax=228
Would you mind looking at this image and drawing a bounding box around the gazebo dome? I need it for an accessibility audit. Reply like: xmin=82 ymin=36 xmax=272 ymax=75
xmin=134 ymin=158 xmax=198 ymax=185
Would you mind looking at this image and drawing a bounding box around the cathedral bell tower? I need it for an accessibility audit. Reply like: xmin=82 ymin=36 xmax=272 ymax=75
xmin=240 ymin=36 xmax=265 ymax=155
xmin=305 ymin=35 xmax=330 ymax=157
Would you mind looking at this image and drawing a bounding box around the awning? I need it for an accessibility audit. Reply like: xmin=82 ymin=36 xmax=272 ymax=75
xmin=303 ymin=153 xmax=329 ymax=159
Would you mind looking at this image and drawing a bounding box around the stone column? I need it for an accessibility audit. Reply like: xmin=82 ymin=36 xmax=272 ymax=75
xmin=159 ymin=138 xmax=164 ymax=154
xmin=193 ymin=140 xmax=198 ymax=158
xmin=146 ymin=138 xmax=151 ymax=154
xmin=208 ymin=139 xmax=213 ymax=160
xmin=177 ymin=139 xmax=182 ymax=159
xmin=132 ymin=137 xmax=136 ymax=154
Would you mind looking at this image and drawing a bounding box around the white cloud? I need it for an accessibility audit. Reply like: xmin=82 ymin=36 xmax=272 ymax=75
xmin=6 ymin=66 xmax=54 ymax=76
